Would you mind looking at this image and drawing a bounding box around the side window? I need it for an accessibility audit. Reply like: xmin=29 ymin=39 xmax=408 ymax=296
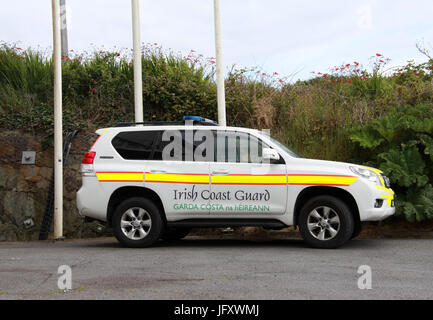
xmin=152 ymin=129 xmax=213 ymax=162
xmin=111 ymin=131 xmax=159 ymax=160
xmin=152 ymin=131 xmax=170 ymax=161
xmin=213 ymin=130 xmax=267 ymax=163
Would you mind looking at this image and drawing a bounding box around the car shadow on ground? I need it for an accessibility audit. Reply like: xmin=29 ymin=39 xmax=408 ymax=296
xmin=80 ymin=236 xmax=380 ymax=250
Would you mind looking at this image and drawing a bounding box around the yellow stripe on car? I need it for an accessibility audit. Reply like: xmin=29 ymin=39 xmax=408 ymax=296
xmin=96 ymin=172 xmax=143 ymax=182
xmin=288 ymin=175 xmax=358 ymax=186
xmin=381 ymin=194 xmax=394 ymax=206
xmin=211 ymin=174 xmax=286 ymax=185
xmin=375 ymin=185 xmax=395 ymax=194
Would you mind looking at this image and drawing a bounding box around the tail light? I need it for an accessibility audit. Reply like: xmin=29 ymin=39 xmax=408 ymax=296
xmin=82 ymin=152 xmax=96 ymax=164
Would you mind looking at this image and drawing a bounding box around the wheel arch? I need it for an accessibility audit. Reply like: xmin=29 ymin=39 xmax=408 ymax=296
xmin=106 ymin=186 xmax=166 ymax=227
xmin=293 ymin=186 xmax=360 ymax=227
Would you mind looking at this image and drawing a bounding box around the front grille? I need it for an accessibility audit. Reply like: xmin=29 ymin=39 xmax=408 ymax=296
xmin=381 ymin=174 xmax=391 ymax=188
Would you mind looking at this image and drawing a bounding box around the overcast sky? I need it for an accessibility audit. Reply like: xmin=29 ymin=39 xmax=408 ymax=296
xmin=1 ymin=0 xmax=433 ymax=80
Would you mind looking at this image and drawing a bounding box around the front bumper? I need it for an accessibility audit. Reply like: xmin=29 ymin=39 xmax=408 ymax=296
xmin=351 ymin=179 xmax=396 ymax=222
xmin=362 ymin=205 xmax=395 ymax=221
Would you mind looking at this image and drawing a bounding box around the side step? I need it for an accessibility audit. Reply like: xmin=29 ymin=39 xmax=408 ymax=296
xmin=167 ymin=219 xmax=287 ymax=229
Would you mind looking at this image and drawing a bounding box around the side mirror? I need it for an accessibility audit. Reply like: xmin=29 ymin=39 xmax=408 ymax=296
xmin=263 ymin=148 xmax=280 ymax=161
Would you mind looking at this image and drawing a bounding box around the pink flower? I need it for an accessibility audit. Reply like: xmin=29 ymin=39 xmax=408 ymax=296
xmin=323 ymin=73 xmax=328 ymax=77
xmin=273 ymin=72 xmax=278 ymax=75
xmin=92 ymin=88 xmax=97 ymax=94
xmin=210 ymin=61 xmax=215 ymax=64
xmin=376 ymin=53 xmax=382 ymax=57
xmin=129 ymin=62 xmax=133 ymax=65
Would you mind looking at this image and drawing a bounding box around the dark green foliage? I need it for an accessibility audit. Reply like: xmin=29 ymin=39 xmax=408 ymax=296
xmin=349 ymin=105 xmax=433 ymax=221
xmin=0 ymin=44 xmax=217 ymax=133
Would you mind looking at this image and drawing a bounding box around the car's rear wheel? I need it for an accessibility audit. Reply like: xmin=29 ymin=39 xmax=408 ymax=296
xmin=161 ymin=227 xmax=191 ymax=241
xmin=112 ymin=197 xmax=163 ymax=248
xmin=298 ymin=195 xmax=354 ymax=249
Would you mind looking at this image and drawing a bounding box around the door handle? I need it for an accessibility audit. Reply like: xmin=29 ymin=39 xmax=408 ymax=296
xmin=150 ymin=170 xmax=166 ymax=173
xmin=212 ymin=170 xmax=229 ymax=175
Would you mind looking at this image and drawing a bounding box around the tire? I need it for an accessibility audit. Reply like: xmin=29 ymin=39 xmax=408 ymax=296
xmin=351 ymin=221 xmax=363 ymax=239
xmin=112 ymin=197 xmax=163 ymax=248
xmin=161 ymin=227 xmax=191 ymax=241
xmin=298 ymin=195 xmax=354 ymax=249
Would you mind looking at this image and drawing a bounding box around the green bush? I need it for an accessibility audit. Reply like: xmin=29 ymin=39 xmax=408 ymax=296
xmin=349 ymin=104 xmax=433 ymax=221
xmin=0 ymin=43 xmax=217 ymax=133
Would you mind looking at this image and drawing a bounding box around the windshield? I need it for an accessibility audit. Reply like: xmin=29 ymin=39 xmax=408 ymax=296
xmin=255 ymin=131 xmax=302 ymax=158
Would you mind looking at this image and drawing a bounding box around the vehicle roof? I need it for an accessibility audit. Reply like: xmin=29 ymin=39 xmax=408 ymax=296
xmin=96 ymin=125 xmax=262 ymax=135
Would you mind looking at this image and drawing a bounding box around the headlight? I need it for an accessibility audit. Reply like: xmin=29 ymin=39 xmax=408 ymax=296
xmin=349 ymin=166 xmax=381 ymax=185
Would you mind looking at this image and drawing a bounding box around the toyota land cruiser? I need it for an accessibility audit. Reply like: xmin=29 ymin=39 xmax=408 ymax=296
xmin=77 ymin=116 xmax=395 ymax=248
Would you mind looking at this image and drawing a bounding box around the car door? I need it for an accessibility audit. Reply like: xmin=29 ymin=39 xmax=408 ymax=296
xmin=143 ymin=128 xmax=211 ymax=220
xmin=208 ymin=130 xmax=287 ymax=217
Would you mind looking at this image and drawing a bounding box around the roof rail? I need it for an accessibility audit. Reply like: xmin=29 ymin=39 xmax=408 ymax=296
xmin=114 ymin=120 xmax=218 ymax=127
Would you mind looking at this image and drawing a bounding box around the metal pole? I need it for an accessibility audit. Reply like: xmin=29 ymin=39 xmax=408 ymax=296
xmin=131 ymin=0 xmax=144 ymax=123
xmin=60 ymin=0 xmax=69 ymax=58
xmin=52 ymin=0 xmax=63 ymax=239
xmin=213 ymin=0 xmax=226 ymax=126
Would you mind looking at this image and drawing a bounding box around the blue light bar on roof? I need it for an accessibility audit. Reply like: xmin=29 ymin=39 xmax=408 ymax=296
xmin=183 ymin=115 xmax=217 ymax=124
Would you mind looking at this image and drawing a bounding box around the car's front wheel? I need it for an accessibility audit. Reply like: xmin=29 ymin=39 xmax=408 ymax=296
xmin=298 ymin=195 xmax=354 ymax=249
xmin=112 ymin=197 xmax=163 ymax=248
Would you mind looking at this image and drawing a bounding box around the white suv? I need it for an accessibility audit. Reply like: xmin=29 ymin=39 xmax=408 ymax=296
xmin=77 ymin=116 xmax=395 ymax=248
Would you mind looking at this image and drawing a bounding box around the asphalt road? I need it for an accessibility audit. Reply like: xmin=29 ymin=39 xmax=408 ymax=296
xmin=0 ymin=237 xmax=432 ymax=300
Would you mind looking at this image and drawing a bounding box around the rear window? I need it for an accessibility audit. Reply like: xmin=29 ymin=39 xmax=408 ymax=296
xmin=111 ymin=130 xmax=211 ymax=161
xmin=111 ymin=131 xmax=159 ymax=160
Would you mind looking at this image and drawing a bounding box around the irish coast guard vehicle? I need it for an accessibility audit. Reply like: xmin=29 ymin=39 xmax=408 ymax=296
xmin=77 ymin=116 xmax=395 ymax=248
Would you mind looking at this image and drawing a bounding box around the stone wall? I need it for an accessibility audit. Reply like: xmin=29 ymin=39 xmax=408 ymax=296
xmin=0 ymin=130 xmax=108 ymax=241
